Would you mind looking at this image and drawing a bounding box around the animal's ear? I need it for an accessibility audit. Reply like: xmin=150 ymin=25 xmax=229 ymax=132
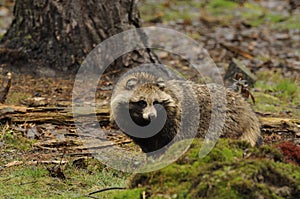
xmin=126 ymin=78 xmax=138 ymax=90
xmin=156 ymin=78 xmax=165 ymax=89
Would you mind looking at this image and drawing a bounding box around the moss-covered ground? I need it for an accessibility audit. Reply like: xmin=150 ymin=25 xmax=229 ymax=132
xmin=113 ymin=139 xmax=300 ymax=199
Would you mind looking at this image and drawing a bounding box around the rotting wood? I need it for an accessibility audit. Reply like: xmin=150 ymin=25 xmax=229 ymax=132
xmin=260 ymin=117 xmax=300 ymax=132
xmin=0 ymin=105 xmax=110 ymax=124
xmin=4 ymin=160 xmax=69 ymax=168
xmin=33 ymin=138 xmax=83 ymax=148
xmin=1 ymin=105 xmax=298 ymax=132
xmin=1 ymin=104 xmax=299 ymax=147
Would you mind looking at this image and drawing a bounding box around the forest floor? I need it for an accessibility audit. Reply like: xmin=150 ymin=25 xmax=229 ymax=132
xmin=0 ymin=0 xmax=300 ymax=198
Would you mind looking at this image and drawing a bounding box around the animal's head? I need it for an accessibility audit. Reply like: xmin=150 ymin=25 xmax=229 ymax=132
xmin=127 ymin=77 xmax=177 ymax=126
xmin=110 ymin=72 xmax=156 ymax=120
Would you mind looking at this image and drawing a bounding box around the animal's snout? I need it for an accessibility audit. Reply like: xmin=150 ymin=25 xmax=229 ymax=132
xmin=148 ymin=112 xmax=157 ymax=120
xmin=143 ymin=105 xmax=157 ymax=121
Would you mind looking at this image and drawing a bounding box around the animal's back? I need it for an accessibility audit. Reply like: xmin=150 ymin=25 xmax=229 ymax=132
xmin=181 ymin=81 xmax=261 ymax=146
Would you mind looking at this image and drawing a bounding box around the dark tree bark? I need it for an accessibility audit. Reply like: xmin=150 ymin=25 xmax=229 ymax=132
xmin=0 ymin=0 xmax=159 ymax=76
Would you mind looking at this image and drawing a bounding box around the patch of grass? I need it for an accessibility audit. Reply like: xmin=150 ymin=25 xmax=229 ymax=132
xmin=139 ymin=0 xmax=240 ymax=24
xmin=0 ymin=127 xmax=35 ymax=152
xmin=0 ymin=166 xmax=51 ymax=198
xmin=273 ymin=13 xmax=300 ymax=30
xmin=255 ymin=78 xmax=299 ymax=103
xmin=0 ymin=159 xmax=130 ymax=199
xmin=139 ymin=0 xmax=201 ymax=23
xmin=253 ymin=93 xmax=284 ymax=113
xmin=140 ymin=0 xmax=295 ymax=31
xmin=207 ymin=0 xmax=238 ymax=15
xmin=238 ymin=2 xmax=290 ymax=27
xmin=275 ymin=79 xmax=298 ymax=100
xmin=0 ymin=123 xmax=129 ymax=198
xmin=0 ymin=127 xmax=36 ymax=167
xmin=267 ymin=13 xmax=286 ymax=23
xmin=250 ymin=13 xmax=288 ymax=27
xmin=208 ymin=1 xmax=290 ymax=29
xmin=254 ymin=70 xmax=300 ymax=115
xmin=240 ymin=2 xmax=265 ymax=26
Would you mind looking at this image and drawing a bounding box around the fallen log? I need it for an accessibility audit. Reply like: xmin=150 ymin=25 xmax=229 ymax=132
xmin=260 ymin=117 xmax=300 ymax=133
xmin=1 ymin=104 xmax=299 ymax=140
xmin=0 ymin=105 xmax=110 ymax=125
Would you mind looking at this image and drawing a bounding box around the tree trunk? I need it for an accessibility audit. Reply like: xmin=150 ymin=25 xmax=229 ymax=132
xmin=0 ymin=0 xmax=159 ymax=76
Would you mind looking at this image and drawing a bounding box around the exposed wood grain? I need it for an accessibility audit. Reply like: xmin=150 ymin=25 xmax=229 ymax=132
xmin=0 ymin=105 xmax=110 ymax=124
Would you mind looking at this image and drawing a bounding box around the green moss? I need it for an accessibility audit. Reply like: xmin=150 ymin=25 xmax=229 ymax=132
xmin=119 ymin=139 xmax=300 ymax=198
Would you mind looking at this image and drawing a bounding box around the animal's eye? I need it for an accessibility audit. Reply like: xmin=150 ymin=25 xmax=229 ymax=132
xmin=126 ymin=78 xmax=137 ymax=90
xmin=137 ymin=100 xmax=147 ymax=108
xmin=153 ymin=100 xmax=164 ymax=111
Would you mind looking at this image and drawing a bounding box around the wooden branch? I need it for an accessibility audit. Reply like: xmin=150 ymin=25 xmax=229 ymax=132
xmin=220 ymin=43 xmax=254 ymax=60
xmin=0 ymin=105 xmax=110 ymax=125
xmin=4 ymin=160 xmax=69 ymax=168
